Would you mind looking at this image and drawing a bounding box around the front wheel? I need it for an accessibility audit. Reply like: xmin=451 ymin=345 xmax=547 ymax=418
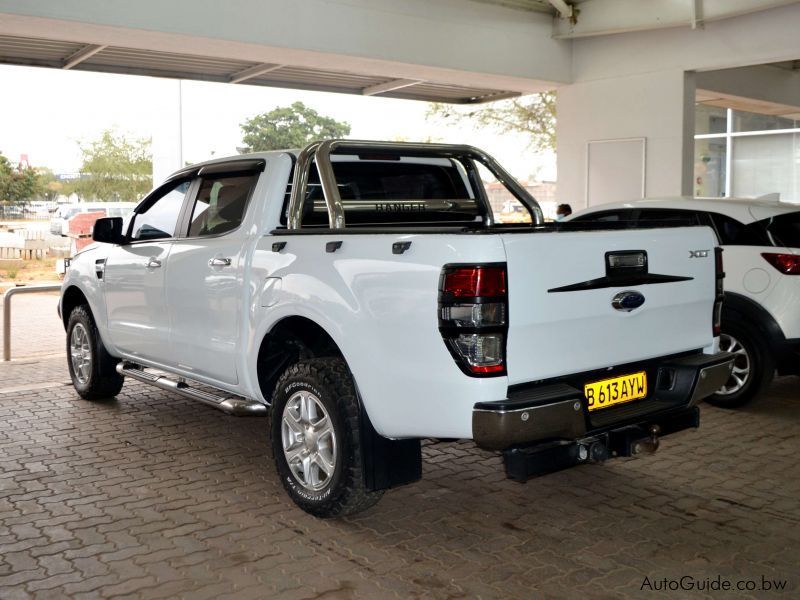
xmin=705 ymin=322 xmax=774 ymax=408
xmin=270 ymin=358 xmax=383 ymax=518
xmin=67 ymin=305 xmax=124 ymax=400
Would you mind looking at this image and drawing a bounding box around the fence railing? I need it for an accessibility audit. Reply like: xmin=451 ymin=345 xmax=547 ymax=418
xmin=2 ymin=284 xmax=62 ymax=361
xmin=0 ymin=210 xmax=51 ymax=221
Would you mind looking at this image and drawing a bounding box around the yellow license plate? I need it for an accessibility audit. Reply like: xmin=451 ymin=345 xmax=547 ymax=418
xmin=585 ymin=371 xmax=647 ymax=412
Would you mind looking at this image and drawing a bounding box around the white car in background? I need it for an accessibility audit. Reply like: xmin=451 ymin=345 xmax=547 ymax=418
xmin=569 ymin=197 xmax=800 ymax=407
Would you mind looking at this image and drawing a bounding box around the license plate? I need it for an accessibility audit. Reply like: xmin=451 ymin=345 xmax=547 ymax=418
xmin=585 ymin=371 xmax=647 ymax=411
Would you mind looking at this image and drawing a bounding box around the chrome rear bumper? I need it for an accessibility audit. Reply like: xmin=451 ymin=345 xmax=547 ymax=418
xmin=473 ymin=352 xmax=734 ymax=451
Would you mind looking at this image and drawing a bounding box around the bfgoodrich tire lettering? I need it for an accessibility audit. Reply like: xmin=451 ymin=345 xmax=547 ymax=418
xmin=270 ymin=358 xmax=383 ymax=517
xmin=66 ymin=304 xmax=124 ymax=400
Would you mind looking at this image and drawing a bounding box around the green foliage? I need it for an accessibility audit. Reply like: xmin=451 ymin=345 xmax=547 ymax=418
xmin=240 ymin=102 xmax=351 ymax=152
xmin=65 ymin=129 xmax=152 ymax=202
xmin=36 ymin=167 xmax=63 ymax=202
xmin=0 ymin=153 xmax=43 ymax=205
xmin=427 ymin=92 xmax=556 ymax=153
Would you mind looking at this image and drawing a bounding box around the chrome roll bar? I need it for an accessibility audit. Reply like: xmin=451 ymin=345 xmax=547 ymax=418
xmin=287 ymin=139 xmax=543 ymax=229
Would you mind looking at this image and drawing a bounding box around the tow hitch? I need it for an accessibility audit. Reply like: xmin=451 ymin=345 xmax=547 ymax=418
xmin=503 ymin=409 xmax=697 ymax=482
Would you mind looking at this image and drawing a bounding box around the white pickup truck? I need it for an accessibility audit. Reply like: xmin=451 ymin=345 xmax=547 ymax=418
xmin=60 ymin=140 xmax=734 ymax=517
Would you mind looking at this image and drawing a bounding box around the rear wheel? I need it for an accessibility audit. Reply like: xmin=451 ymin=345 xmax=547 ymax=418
xmin=706 ymin=321 xmax=773 ymax=408
xmin=270 ymin=357 xmax=383 ymax=517
xmin=67 ymin=305 xmax=124 ymax=400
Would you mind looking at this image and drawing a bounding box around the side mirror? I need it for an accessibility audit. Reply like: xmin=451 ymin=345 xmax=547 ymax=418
xmin=92 ymin=217 xmax=126 ymax=244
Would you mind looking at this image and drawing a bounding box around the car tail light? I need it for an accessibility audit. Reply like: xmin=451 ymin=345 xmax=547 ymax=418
xmin=439 ymin=265 xmax=508 ymax=377
xmin=761 ymin=252 xmax=800 ymax=275
xmin=713 ymin=247 xmax=724 ymax=336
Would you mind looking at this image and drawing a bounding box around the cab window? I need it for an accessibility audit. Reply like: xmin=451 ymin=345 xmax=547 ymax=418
xmin=187 ymin=173 xmax=259 ymax=237
xmin=130 ymin=180 xmax=191 ymax=241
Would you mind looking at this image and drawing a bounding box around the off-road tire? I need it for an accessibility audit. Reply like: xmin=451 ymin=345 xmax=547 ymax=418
xmin=706 ymin=320 xmax=774 ymax=408
xmin=271 ymin=357 xmax=383 ymax=518
xmin=66 ymin=304 xmax=124 ymax=400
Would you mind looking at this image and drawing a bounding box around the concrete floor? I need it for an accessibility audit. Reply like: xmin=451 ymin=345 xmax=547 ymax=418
xmin=0 ymin=299 xmax=798 ymax=598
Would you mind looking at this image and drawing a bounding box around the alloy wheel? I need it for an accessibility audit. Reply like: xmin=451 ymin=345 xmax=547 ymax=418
xmin=281 ymin=391 xmax=337 ymax=491
xmin=716 ymin=333 xmax=751 ymax=395
xmin=70 ymin=323 xmax=92 ymax=385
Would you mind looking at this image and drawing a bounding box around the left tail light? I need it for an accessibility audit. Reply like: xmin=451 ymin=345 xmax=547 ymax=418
xmin=713 ymin=247 xmax=724 ymax=336
xmin=439 ymin=264 xmax=508 ymax=377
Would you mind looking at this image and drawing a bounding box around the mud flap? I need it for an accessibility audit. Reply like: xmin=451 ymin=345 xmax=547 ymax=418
xmin=360 ymin=408 xmax=422 ymax=491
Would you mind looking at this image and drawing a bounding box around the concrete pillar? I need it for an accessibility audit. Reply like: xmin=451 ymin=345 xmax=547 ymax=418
xmin=556 ymin=69 xmax=696 ymax=209
xmin=151 ymin=80 xmax=183 ymax=184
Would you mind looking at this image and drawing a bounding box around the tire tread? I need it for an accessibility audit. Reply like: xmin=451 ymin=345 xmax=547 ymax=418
xmin=67 ymin=305 xmax=124 ymax=400
xmin=272 ymin=357 xmax=383 ymax=518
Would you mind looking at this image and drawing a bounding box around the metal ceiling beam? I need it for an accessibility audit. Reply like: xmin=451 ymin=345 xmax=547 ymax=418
xmin=362 ymin=78 xmax=423 ymax=96
xmin=61 ymin=44 xmax=106 ymax=69
xmin=547 ymin=0 xmax=574 ymax=20
xmin=228 ymin=62 xmax=284 ymax=84
xmin=552 ymin=0 xmax=799 ymax=38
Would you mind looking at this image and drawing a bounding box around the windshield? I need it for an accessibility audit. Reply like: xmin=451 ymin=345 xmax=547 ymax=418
xmin=763 ymin=212 xmax=800 ymax=248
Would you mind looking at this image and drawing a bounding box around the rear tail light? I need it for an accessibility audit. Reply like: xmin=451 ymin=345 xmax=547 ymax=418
xmin=442 ymin=265 xmax=506 ymax=297
xmin=761 ymin=253 xmax=800 ymax=275
xmin=439 ymin=265 xmax=508 ymax=377
xmin=713 ymin=247 xmax=724 ymax=336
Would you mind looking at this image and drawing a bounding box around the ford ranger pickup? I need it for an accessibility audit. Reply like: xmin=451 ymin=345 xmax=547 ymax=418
xmin=60 ymin=140 xmax=734 ymax=517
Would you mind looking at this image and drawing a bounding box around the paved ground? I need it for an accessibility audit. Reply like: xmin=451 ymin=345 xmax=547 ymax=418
xmin=1 ymin=298 xmax=799 ymax=598
xmin=0 ymin=291 xmax=64 ymax=358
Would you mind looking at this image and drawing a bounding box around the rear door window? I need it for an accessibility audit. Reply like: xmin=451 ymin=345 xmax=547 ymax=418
xmin=763 ymin=212 xmax=800 ymax=248
xmin=708 ymin=213 xmax=771 ymax=246
xmin=632 ymin=209 xmax=702 ymax=226
xmin=570 ymin=209 xmax=633 ymax=223
xmin=187 ymin=173 xmax=259 ymax=237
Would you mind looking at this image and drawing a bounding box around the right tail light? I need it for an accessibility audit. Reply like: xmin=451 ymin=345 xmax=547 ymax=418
xmin=439 ymin=264 xmax=508 ymax=377
xmin=761 ymin=253 xmax=800 ymax=275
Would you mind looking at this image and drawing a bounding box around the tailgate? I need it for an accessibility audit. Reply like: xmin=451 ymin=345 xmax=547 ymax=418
xmin=501 ymin=226 xmax=718 ymax=385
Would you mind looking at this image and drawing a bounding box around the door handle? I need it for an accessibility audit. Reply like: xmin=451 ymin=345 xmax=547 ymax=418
xmin=209 ymin=257 xmax=232 ymax=267
xmin=145 ymin=257 xmax=162 ymax=268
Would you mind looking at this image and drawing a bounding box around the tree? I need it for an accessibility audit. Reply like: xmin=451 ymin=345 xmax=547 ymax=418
xmin=36 ymin=167 xmax=63 ymax=202
xmin=0 ymin=152 xmax=43 ymax=205
xmin=239 ymin=102 xmax=351 ymax=152
xmin=66 ymin=129 xmax=152 ymax=202
xmin=427 ymin=92 xmax=556 ymax=153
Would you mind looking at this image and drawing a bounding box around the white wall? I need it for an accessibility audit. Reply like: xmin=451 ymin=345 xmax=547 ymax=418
xmin=570 ymin=3 xmax=800 ymax=81
xmin=557 ymin=3 xmax=800 ymax=208
xmin=0 ymin=0 xmax=571 ymax=93
xmin=557 ymin=69 xmax=695 ymax=208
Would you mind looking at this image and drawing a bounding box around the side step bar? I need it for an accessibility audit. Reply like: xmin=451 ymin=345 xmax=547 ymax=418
xmin=116 ymin=362 xmax=267 ymax=417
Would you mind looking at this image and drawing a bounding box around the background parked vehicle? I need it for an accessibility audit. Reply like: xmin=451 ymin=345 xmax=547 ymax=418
xmin=569 ymin=197 xmax=800 ymax=407
xmin=50 ymin=202 xmax=136 ymax=236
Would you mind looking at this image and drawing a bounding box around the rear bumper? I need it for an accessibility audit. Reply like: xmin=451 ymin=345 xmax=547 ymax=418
xmin=472 ymin=351 xmax=734 ymax=451
xmin=503 ymin=407 xmax=701 ymax=482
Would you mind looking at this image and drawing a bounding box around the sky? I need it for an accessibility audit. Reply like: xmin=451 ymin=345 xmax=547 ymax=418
xmin=0 ymin=64 xmax=556 ymax=182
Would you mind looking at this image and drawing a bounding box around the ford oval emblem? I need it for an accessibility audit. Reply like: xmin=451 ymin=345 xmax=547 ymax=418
xmin=612 ymin=291 xmax=645 ymax=312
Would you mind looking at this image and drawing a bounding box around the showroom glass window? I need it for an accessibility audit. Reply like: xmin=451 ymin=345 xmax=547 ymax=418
xmin=694 ymin=106 xmax=800 ymax=202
